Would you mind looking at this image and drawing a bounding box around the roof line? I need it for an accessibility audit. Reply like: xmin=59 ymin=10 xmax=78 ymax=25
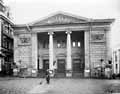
xmin=27 ymin=11 xmax=90 ymax=26
xmin=0 ymin=12 xmax=14 ymax=25
xmin=13 ymin=18 xmax=114 ymax=28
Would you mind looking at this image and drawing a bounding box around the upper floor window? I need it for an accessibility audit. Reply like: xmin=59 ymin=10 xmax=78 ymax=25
xmin=57 ymin=40 xmax=66 ymax=48
xmin=72 ymin=42 xmax=76 ymax=47
xmin=3 ymin=24 xmax=9 ymax=33
xmin=2 ymin=35 xmax=13 ymax=50
xmin=3 ymin=23 xmax=14 ymax=36
xmin=78 ymin=42 xmax=81 ymax=47
xmin=43 ymin=41 xmax=49 ymax=48
xmin=72 ymin=41 xmax=81 ymax=48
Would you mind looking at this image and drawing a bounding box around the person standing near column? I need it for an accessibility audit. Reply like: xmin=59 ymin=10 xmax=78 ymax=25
xmin=45 ymin=69 xmax=50 ymax=84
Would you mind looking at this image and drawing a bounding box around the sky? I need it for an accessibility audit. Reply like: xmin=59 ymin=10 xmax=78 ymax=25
xmin=4 ymin=0 xmax=120 ymax=48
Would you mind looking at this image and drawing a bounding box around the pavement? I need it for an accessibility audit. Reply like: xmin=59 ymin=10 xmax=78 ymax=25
xmin=0 ymin=77 xmax=120 ymax=94
xmin=28 ymin=78 xmax=120 ymax=94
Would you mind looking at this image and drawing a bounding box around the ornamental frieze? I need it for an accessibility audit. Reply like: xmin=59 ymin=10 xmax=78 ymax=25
xmin=91 ymin=33 xmax=105 ymax=42
xmin=34 ymin=14 xmax=87 ymax=25
xmin=18 ymin=35 xmax=31 ymax=46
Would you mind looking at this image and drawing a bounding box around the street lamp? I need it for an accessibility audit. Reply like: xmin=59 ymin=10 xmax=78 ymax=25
xmin=100 ymin=59 xmax=104 ymax=78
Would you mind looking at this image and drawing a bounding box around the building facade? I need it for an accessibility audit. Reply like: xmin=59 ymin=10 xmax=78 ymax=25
xmin=0 ymin=0 xmax=14 ymax=76
xmin=112 ymin=47 xmax=120 ymax=75
xmin=14 ymin=12 xmax=114 ymax=77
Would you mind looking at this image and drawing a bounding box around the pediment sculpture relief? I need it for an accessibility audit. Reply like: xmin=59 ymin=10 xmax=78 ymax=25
xmin=33 ymin=13 xmax=88 ymax=25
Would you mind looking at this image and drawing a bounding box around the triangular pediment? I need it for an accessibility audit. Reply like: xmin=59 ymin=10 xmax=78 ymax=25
xmin=30 ymin=12 xmax=89 ymax=26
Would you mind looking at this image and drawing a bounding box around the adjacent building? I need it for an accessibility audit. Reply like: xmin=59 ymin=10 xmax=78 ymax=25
xmin=112 ymin=47 xmax=120 ymax=75
xmin=13 ymin=12 xmax=114 ymax=77
xmin=0 ymin=0 xmax=14 ymax=76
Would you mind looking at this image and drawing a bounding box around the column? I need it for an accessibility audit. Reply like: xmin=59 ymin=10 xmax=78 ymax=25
xmin=0 ymin=19 xmax=2 ymax=49
xmin=66 ymin=30 xmax=72 ymax=77
xmin=48 ymin=32 xmax=54 ymax=70
xmin=0 ymin=19 xmax=2 ymax=72
xmin=32 ymin=33 xmax=38 ymax=70
xmin=84 ymin=31 xmax=90 ymax=77
xmin=113 ymin=52 xmax=116 ymax=74
xmin=117 ymin=51 xmax=119 ymax=74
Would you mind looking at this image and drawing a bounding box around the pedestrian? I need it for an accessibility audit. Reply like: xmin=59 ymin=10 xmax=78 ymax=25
xmin=46 ymin=69 xmax=50 ymax=84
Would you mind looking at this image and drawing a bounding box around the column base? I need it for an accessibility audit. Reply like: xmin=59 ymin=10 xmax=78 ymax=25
xmin=31 ymin=69 xmax=37 ymax=77
xmin=66 ymin=70 xmax=72 ymax=77
xmin=49 ymin=70 xmax=55 ymax=77
xmin=84 ymin=69 xmax=90 ymax=77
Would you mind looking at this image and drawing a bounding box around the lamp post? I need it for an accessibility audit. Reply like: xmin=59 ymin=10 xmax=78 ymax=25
xmin=100 ymin=59 xmax=104 ymax=78
xmin=18 ymin=60 xmax=22 ymax=68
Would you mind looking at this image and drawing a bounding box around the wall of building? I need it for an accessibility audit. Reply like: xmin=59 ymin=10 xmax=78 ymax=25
xmin=14 ymin=33 xmax=32 ymax=67
xmin=13 ymin=21 xmax=113 ymax=77
xmin=89 ymin=24 xmax=111 ymax=77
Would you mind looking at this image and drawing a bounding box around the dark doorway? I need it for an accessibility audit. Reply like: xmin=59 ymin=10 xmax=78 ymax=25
xmin=72 ymin=59 xmax=84 ymax=77
xmin=37 ymin=59 xmax=49 ymax=77
xmin=43 ymin=59 xmax=49 ymax=72
xmin=56 ymin=59 xmax=66 ymax=77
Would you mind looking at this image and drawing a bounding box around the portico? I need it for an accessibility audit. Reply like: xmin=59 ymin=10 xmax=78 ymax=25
xmin=36 ymin=29 xmax=85 ymax=77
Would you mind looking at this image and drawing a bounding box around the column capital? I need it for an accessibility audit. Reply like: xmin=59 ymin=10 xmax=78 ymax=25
xmin=65 ymin=29 xmax=72 ymax=34
xmin=48 ymin=31 xmax=54 ymax=35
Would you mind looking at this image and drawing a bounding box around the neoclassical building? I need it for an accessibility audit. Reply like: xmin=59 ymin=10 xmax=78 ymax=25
xmin=13 ymin=12 xmax=114 ymax=77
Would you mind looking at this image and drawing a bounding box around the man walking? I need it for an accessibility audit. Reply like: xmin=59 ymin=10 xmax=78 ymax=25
xmin=46 ymin=69 xmax=50 ymax=84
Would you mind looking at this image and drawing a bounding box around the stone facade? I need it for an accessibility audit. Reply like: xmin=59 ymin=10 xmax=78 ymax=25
xmin=13 ymin=12 xmax=114 ymax=77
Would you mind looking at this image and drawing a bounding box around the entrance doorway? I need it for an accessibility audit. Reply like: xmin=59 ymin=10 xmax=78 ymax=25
xmin=43 ymin=59 xmax=49 ymax=72
xmin=56 ymin=59 xmax=66 ymax=77
xmin=72 ymin=59 xmax=84 ymax=77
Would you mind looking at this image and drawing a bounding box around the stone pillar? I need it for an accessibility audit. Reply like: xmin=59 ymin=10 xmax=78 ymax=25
xmin=66 ymin=30 xmax=72 ymax=77
xmin=32 ymin=33 xmax=38 ymax=70
xmin=113 ymin=51 xmax=116 ymax=74
xmin=117 ymin=51 xmax=119 ymax=74
xmin=112 ymin=52 xmax=115 ymax=74
xmin=84 ymin=31 xmax=90 ymax=77
xmin=0 ymin=19 xmax=2 ymax=72
xmin=48 ymin=32 xmax=54 ymax=70
xmin=0 ymin=19 xmax=2 ymax=49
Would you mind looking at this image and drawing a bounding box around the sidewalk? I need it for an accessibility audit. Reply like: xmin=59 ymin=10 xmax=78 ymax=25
xmin=27 ymin=79 xmax=120 ymax=94
xmin=0 ymin=78 xmax=120 ymax=94
xmin=27 ymin=79 xmax=108 ymax=94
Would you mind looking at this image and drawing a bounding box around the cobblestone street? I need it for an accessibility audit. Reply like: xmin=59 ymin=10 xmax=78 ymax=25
xmin=0 ymin=77 xmax=120 ymax=94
